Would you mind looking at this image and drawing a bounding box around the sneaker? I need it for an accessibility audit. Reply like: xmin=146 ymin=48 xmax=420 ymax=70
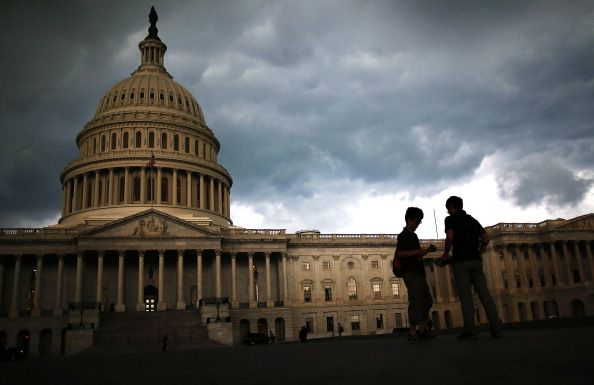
xmin=456 ymin=331 xmax=478 ymax=340
xmin=408 ymin=333 xmax=423 ymax=342
xmin=491 ymin=331 xmax=503 ymax=339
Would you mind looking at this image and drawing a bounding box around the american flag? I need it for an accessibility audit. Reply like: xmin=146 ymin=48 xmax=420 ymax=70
xmin=147 ymin=152 xmax=156 ymax=168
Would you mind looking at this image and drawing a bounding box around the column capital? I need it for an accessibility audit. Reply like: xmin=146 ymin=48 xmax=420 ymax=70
xmin=158 ymin=249 xmax=165 ymax=256
xmin=97 ymin=250 xmax=105 ymax=258
xmin=138 ymin=250 xmax=145 ymax=257
xmin=177 ymin=249 xmax=184 ymax=257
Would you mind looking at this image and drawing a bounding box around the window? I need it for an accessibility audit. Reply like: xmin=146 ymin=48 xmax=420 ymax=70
xmin=148 ymin=132 xmax=155 ymax=148
xmin=395 ymin=312 xmax=404 ymax=328
xmin=135 ymin=132 xmax=142 ymax=148
xmin=118 ymin=176 xmax=125 ymax=203
xmin=324 ymin=285 xmax=333 ymax=301
xmin=348 ymin=278 xmax=357 ymax=300
xmin=322 ymin=261 xmax=331 ymax=270
xmin=303 ymin=285 xmax=312 ymax=302
xmin=305 ymin=317 xmax=314 ymax=333
xmin=174 ymin=135 xmax=179 ymax=151
xmin=101 ymin=135 xmax=106 ymax=152
xmin=351 ymin=314 xmax=360 ymax=331
xmin=376 ymin=313 xmax=384 ymax=329
xmin=391 ymin=282 xmax=400 ymax=297
xmin=111 ymin=133 xmax=116 ymax=150
xmin=194 ymin=140 xmax=199 ymax=155
xmin=302 ymin=262 xmax=311 ymax=271
xmin=326 ymin=316 xmax=334 ymax=332
xmin=161 ymin=132 xmax=167 ymax=149
xmin=93 ymin=138 xmax=97 ymax=154
xmin=184 ymin=137 xmax=190 ymax=153
xmin=146 ymin=176 xmax=155 ymax=202
xmin=347 ymin=261 xmax=355 ymax=270
xmin=123 ymin=132 xmax=129 ymax=149
xmin=373 ymin=283 xmax=382 ymax=299
xmin=371 ymin=260 xmax=379 ymax=269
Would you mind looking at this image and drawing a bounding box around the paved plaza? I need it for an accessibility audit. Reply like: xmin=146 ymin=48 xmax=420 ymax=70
xmin=3 ymin=323 xmax=594 ymax=385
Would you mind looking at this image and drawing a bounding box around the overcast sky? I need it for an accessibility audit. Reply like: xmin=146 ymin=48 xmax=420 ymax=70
xmin=1 ymin=0 xmax=593 ymax=239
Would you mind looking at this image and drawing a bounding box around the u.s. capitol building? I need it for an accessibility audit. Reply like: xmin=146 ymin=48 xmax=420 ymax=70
xmin=1 ymin=8 xmax=593 ymax=357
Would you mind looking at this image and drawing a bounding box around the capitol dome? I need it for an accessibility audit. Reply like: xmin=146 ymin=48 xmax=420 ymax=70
xmin=59 ymin=7 xmax=232 ymax=227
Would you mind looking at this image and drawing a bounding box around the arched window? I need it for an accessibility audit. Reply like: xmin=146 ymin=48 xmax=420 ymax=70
xmin=161 ymin=133 xmax=167 ymax=149
xmin=135 ymin=132 xmax=142 ymax=148
xmin=348 ymin=278 xmax=358 ymax=300
xmin=161 ymin=177 xmax=168 ymax=202
xmin=148 ymin=132 xmax=155 ymax=148
xmin=184 ymin=137 xmax=190 ymax=153
xmin=101 ymin=135 xmax=106 ymax=152
xmin=123 ymin=132 xmax=129 ymax=149
xmin=174 ymin=135 xmax=179 ymax=151
xmin=133 ymin=176 xmax=141 ymax=201
xmin=111 ymin=133 xmax=116 ymax=150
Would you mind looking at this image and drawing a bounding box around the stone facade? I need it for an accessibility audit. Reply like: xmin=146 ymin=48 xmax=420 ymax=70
xmin=1 ymin=9 xmax=593 ymax=357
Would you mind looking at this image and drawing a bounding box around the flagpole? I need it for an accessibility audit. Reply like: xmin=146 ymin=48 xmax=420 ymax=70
xmin=433 ymin=209 xmax=439 ymax=240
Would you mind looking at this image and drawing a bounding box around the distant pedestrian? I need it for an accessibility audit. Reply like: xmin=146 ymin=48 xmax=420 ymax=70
xmin=338 ymin=323 xmax=344 ymax=337
xmin=299 ymin=326 xmax=308 ymax=343
xmin=162 ymin=334 xmax=168 ymax=351
xmin=269 ymin=329 xmax=276 ymax=343
xmin=438 ymin=196 xmax=502 ymax=340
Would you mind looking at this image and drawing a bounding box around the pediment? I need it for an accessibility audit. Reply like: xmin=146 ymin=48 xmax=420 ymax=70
xmin=79 ymin=209 xmax=221 ymax=239
xmin=556 ymin=214 xmax=594 ymax=231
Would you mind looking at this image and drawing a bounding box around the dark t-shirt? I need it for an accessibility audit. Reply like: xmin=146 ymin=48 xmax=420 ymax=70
xmin=396 ymin=227 xmax=425 ymax=277
xmin=444 ymin=210 xmax=486 ymax=262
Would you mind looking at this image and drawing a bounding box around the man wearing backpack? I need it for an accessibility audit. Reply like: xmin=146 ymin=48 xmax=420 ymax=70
xmin=437 ymin=196 xmax=502 ymax=340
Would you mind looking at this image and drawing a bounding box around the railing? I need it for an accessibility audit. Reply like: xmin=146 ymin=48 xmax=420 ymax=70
xmin=223 ymin=229 xmax=286 ymax=236
xmin=0 ymin=227 xmax=80 ymax=238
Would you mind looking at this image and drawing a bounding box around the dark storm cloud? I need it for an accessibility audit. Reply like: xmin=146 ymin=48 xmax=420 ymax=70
xmin=1 ymin=0 xmax=593 ymax=228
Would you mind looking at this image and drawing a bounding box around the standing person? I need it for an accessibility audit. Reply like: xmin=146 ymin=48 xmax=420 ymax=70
xmin=396 ymin=207 xmax=436 ymax=341
xmin=337 ymin=323 xmax=344 ymax=337
xmin=438 ymin=196 xmax=502 ymax=340
xmin=162 ymin=334 xmax=168 ymax=351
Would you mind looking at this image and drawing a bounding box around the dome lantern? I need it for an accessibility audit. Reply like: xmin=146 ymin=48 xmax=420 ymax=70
xmin=136 ymin=6 xmax=167 ymax=73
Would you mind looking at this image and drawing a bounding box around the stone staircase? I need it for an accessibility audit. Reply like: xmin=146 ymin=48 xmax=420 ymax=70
xmin=90 ymin=310 xmax=220 ymax=353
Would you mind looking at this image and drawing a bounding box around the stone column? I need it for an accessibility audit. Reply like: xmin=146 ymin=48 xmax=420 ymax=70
xmin=502 ymin=246 xmax=515 ymax=292
xmin=108 ymin=168 xmax=114 ymax=205
xmin=72 ymin=177 xmax=79 ymax=211
xmin=53 ymin=255 xmax=64 ymax=316
xmin=282 ymin=253 xmax=290 ymax=306
xmin=432 ymin=260 xmax=442 ymax=302
xmin=586 ymin=242 xmax=594 ymax=283
xmin=65 ymin=179 xmax=72 ymax=213
xmin=172 ymin=169 xmax=178 ymax=205
xmin=196 ymin=250 xmax=203 ymax=304
xmin=187 ymin=171 xmax=192 ymax=207
xmin=61 ymin=185 xmax=66 ymax=217
xmin=124 ymin=167 xmax=130 ymax=204
xmin=549 ymin=242 xmax=562 ymax=287
xmin=31 ymin=254 xmax=43 ymax=317
xmin=96 ymin=251 xmax=104 ymax=306
xmin=9 ymin=255 xmax=21 ymax=318
xmin=156 ymin=167 xmax=162 ymax=204
xmin=445 ymin=265 xmax=454 ymax=300
xmin=75 ymin=252 xmax=84 ymax=304
xmin=157 ymin=250 xmax=166 ymax=310
xmin=248 ymin=252 xmax=256 ymax=308
xmin=265 ymin=252 xmax=273 ymax=307
xmin=560 ymin=241 xmax=574 ymax=285
xmin=573 ymin=241 xmax=585 ymax=284
xmin=218 ymin=180 xmax=223 ymax=214
xmin=176 ymin=250 xmax=186 ymax=309
xmin=537 ymin=244 xmax=552 ymax=288
xmin=527 ymin=245 xmax=540 ymax=291
xmin=231 ymin=253 xmax=238 ymax=309
xmin=209 ymin=177 xmax=215 ymax=211
xmin=515 ymin=245 xmax=529 ymax=291
xmin=116 ymin=251 xmax=125 ymax=312
xmin=215 ymin=250 xmax=222 ymax=298
xmin=94 ymin=171 xmax=100 ymax=207
xmin=136 ymin=251 xmax=145 ymax=311
xmin=82 ymin=173 xmax=89 ymax=209
xmin=140 ymin=167 xmax=146 ymax=204
xmin=199 ymin=174 xmax=205 ymax=209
